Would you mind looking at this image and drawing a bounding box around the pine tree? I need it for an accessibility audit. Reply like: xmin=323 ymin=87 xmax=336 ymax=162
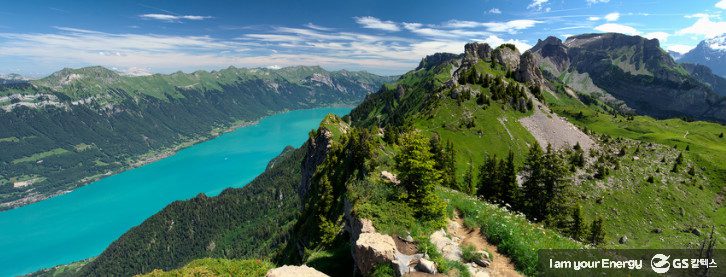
xmin=542 ymin=144 xmax=570 ymax=222
xmin=720 ymin=132 xmax=724 ymax=138
xmin=500 ymin=150 xmax=519 ymax=207
xmin=589 ymin=217 xmax=606 ymax=245
xmin=464 ymin=160 xmax=476 ymax=195
xmin=477 ymin=155 xmax=499 ymax=201
xmin=570 ymin=205 xmax=586 ymax=241
xmin=522 ymin=142 xmax=545 ymax=220
xmin=444 ymin=140 xmax=458 ymax=189
xmin=396 ymin=131 xmax=446 ymax=223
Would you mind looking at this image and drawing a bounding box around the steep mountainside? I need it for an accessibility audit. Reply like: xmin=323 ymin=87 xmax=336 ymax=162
xmin=0 ymin=66 xmax=393 ymax=209
xmin=78 ymin=146 xmax=305 ymax=276
xmin=680 ymin=35 xmax=726 ymax=77
xmin=682 ymin=63 xmax=726 ymax=96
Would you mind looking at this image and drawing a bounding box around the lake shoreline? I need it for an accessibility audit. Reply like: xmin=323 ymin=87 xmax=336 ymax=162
xmin=0 ymin=105 xmax=355 ymax=211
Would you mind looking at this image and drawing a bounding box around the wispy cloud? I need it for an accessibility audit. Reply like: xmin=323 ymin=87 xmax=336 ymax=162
xmin=489 ymin=8 xmax=502 ymax=14
xmin=139 ymin=14 xmax=213 ymax=22
xmin=586 ymin=0 xmax=610 ymax=4
xmin=442 ymin=19 xmax=542 ymax=34
xmin=353 ymin=16 xmax=400 ymax=31
xmin=717 ymin=0 xmax=726 ymax=9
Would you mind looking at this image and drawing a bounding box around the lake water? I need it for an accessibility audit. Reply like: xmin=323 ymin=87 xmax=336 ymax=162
xmin=0 ymin=107 xmax=351 ymax=277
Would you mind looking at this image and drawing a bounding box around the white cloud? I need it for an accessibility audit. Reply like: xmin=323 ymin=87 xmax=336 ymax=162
xmin=594 ymin=23 xmax=639 ymax=35
xmin=588 ymin=16 xmax=601 ymax=21
xmin=479 ymin=35 xmax=533 ymax=51
xmin=666 ymin=44 xmax=695 ymax=54
xmin=527 ymin=0 xmax=549 ymax=11
xmin=677 ymin=13 xmax=726 ymax=38
xmin=139 ymin=14 xmax=212 ymax=22
xmin=604 ymin=12 xmax=620 ymax=22
xmin=489 ymin=8 xmax=502 ymax=14
xmin=587 ymin=0 xmax=610 ymax=3
xmin=717 ymin=0 xmax=726 ymax=9
xmin=353 ymin=16 xmax=400 ymax=31
xmin=644 ymin=31 xmax=670 ymax=42
xmin=443 ymin=19 xmax=541 ymax=34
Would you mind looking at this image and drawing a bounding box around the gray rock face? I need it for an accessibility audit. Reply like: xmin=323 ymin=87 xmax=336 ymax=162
xmin=530 ymin=36 xmax=570 ymax=73
xmin=464 ymin=42 xmax=493 ymax=62
xmin=492 ymin=46 xmax=521 ymax=71
xmin=516 ymin=52 xmax=545 ymax=87
xmin=299 ymin=128 xmax=333 ymax=207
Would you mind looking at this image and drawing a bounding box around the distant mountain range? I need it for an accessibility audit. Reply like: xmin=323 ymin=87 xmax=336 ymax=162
xmin=679 ymin=34 xmax=726 ymax=77
xmin=531 ymin=33 xmax=726 ymax=121
xmin=0 ymin=65 xmax=394 ymax=209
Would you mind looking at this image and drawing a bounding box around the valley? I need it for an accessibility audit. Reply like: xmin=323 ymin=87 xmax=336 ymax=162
xmin=0 ymin=107 xmax=351 ymax=277
xmin=0 ymin=66 xmax=392 ymax=210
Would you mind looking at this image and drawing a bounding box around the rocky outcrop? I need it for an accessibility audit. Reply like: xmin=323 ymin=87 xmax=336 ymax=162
xmin=492 ymin=45 xmax=521 ymax=71
xmin=266 ymin=265 xmax=328 ymax=277
xmin=530 ymin=36 xmax=570 ymax=74
xmin=516 ymin=52 xmax=545 ymax=87
xmin=298 ymin=128 xmax=333 ymax=208
xmin=354 ymin=233 xmax=398 ymax=276
xmin=464 ymin=42 xmax=493 ymax=63
xmin=416 ymin=52 xmax=462 ymax=71
xmin=430 ymin=228 xmax=462 ymax=261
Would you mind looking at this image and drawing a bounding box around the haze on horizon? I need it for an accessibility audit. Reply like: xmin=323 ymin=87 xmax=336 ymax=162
xmin=0 ymin=0 xmax=724 ymax=77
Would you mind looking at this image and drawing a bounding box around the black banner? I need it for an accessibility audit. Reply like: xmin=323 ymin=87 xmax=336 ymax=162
xmin=537 ymin=249 xmax=726 ymax=276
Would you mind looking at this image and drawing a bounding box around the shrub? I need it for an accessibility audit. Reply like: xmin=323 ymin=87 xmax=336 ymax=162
xmin=461 ymin=244 xmax=483 ymax=262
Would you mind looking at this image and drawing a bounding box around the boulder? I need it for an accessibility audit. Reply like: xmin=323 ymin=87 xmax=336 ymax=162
xmin=266 ymin=265 xmax=328 ymax=277
xmin=380 ymin=171 xmax=400 ymax=185
xmin=619 ymin=235 xmax=628 ymax=244
xmin=474 ymin=258 xmax=491 ymax=268
xmin=429 ymin=229 xmax=462 ymax=261
xmin=416 ymin=258 xmax=438 ymax=274
xmin=355 ymin=232 xmax=397 ymax=276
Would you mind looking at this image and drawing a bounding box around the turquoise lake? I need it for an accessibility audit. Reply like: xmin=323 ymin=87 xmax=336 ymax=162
xmin=0 ymin=107 xmax=351 ymax=277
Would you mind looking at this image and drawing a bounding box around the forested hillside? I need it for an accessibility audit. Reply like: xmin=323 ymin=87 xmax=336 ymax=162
xmin=0 ymin=66 xmax=394 ymax=209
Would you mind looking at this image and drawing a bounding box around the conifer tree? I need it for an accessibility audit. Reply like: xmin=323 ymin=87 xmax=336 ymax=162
xmin=570 ymin=205 xmax=586 ymax=241
xmin=477 ymin=155 xmax=499 ymax=201
xmin=589 ymin=217 xmax=606 ymax=245
xmin=464 ymin=160 xmax=475 ymax=195
xmin=522 ymin=142 xmax=545 ymax=220
xmin=396 ymin=131 xmax=446 ymax=223
xmin=500 ymin=150 xmax=519 ymax=207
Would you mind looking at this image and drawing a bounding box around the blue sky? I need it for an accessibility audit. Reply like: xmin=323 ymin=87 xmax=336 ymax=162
xmin=0 ymin=0 xmax=724 ymax=76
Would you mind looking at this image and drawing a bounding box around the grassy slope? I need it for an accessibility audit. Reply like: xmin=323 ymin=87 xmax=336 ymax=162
xmin=546 ymin=90 xmax=726 ymax=248
xmin=138 ymin=258 xmax=273 ymax=277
